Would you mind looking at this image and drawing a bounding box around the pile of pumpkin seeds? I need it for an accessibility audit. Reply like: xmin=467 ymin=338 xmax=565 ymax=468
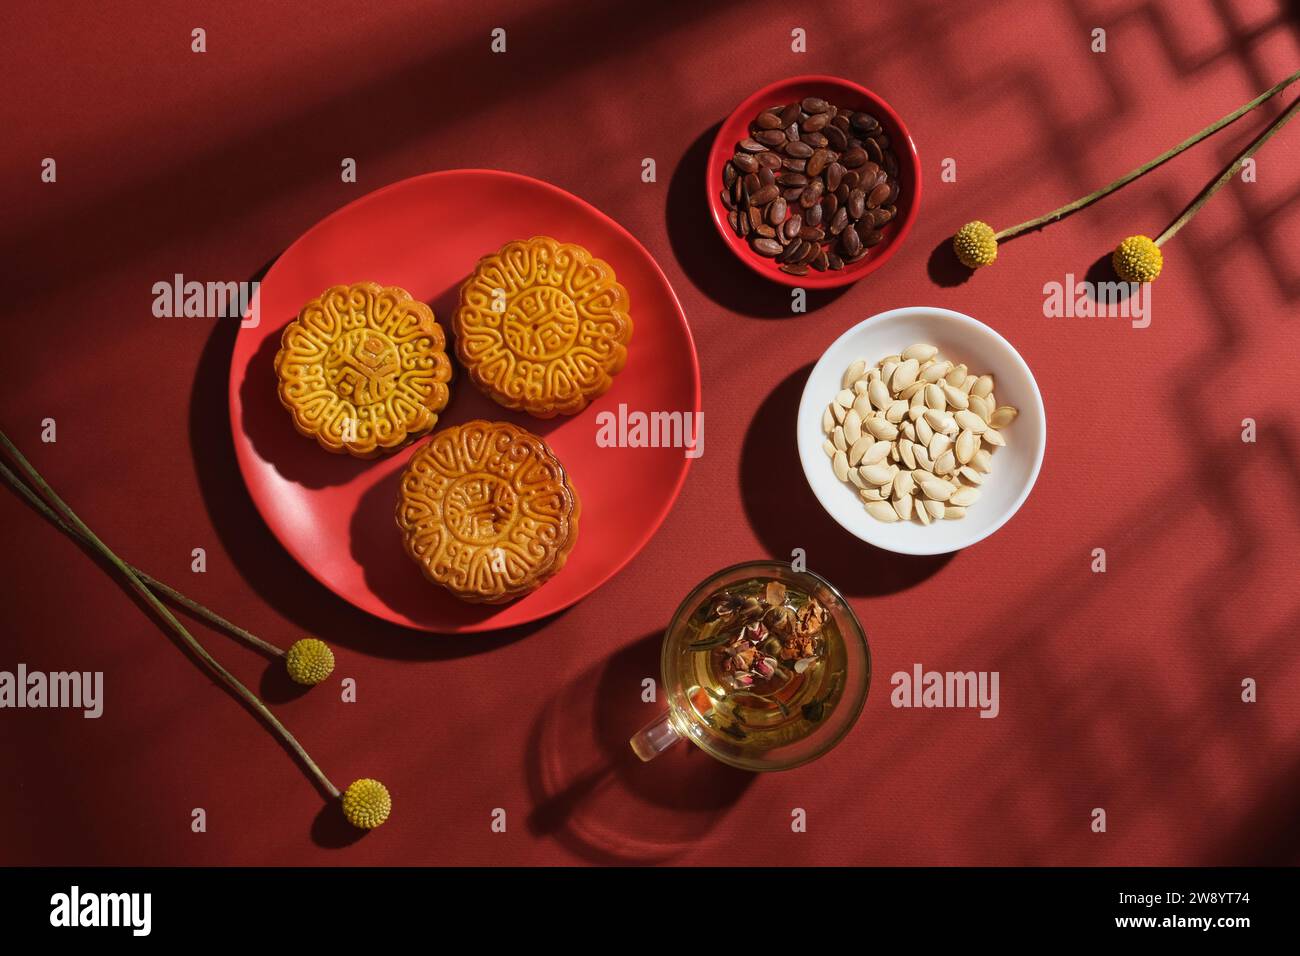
xmin=821 ymin=343 xmax=1018 ymax=524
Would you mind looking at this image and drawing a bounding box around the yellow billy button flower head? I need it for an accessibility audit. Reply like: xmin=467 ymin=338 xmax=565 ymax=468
xmin=953 ymin=221 xmax=998 ymax=269
xmin=1112 ymin=235 xmax=1163 ymax=283
xmin=343 ymin=778 xmax=392 ymax=829
xmin=285 ymin=637 xmax=335 ymax=686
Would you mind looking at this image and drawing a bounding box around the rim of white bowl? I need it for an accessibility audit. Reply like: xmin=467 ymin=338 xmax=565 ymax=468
xmin=797 ymin=306 xmax=1047 ymax=555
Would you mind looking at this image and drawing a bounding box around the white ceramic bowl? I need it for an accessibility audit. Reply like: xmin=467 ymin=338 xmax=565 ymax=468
xmin=797 ymin=307 xmax=1046 ymax=555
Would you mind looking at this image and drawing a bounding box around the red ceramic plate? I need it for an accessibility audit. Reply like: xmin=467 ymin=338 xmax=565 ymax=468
xmin=707 ymin=74 xmax=922 ymax=288
xmin=229 ymin=169 xmax=699 ymax=632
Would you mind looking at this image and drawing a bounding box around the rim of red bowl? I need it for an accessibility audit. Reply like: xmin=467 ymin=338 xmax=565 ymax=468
xmin=706 ymin=74 xmax=923 ymax=289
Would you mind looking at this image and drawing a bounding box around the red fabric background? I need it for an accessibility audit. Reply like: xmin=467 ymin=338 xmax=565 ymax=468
xmin=1 ymin=0 xmax=1298 ymax=866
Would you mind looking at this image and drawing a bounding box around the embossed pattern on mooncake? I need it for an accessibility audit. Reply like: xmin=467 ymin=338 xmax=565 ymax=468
xmin=274 ymin=282 xmax=452 ymax=458
xmin=396 ymin=421 xmax=580 ymax=604
xmin=453 ymin=236 xmax=632 ymax=418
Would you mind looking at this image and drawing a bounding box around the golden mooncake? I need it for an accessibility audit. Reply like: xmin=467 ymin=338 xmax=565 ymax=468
xmin=275 ymin=282 xmax=452 ymax=458
xmin=396 ymin=420 xmax=580 ymax=604
xmin=453 ymin=236 xmax=632 ymax=418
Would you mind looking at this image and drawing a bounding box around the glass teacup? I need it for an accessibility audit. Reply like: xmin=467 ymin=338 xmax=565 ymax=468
xmin=630 ymin=560 xmax=870 ymax=771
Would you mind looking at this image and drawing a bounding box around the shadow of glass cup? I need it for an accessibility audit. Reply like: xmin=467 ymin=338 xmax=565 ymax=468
xmin=630 ymin=560 xmax=870 ymax=772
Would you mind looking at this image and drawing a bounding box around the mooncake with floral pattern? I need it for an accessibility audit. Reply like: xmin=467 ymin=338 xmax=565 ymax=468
xmin=395 ymin=420 xmax=580 ymax=604
xmin=274 ymin=282 xmax=452 ymax=458
xmin=452 ymin=236 xmax=632 ymax=418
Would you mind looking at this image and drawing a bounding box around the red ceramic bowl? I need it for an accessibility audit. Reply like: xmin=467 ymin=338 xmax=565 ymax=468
xmin=707 ymin=74 xmax=922 ymax=288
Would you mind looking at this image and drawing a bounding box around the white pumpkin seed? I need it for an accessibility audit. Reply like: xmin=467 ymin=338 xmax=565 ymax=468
xmin=915 ymin=416 xmax=934 ymax=446
xmin=954 ymin=410 xmax=986 ymax=433
xmin=861 ymin=463 xmax=894 ymax=485
xmin=958 ymin=466 xmax=984 ymax=484
xmin=924 ymin=383 xmax=945 ymax=410
xmin=971 ymin=374 xmax=994 ymax=398
xmin=982 ymin=427 xmax=1006 ymax=447
xmin=892 ymin=494 xmax=914 ymax=520
xmin=885 ymin=399 xmax=908 ymax=423
xmin=902 ymin=343 xmax=939 ymax=362
xmin=862 ymin=440 xmax=890 ymax=465
xmin=865 ymin=418 xmax=898 ymax=441
xmin=945 ymin=363 xmax=967 ymax=387
xmin=891 ymin=358 xmax=920 ymax=391
xmin=822 ymin=439 xmax=836 ymax=458
xmin=822 ymin=405 xmax=835 ymax=433
xmin=901 ymin=421 xmax=916 ymax=441
xmin=833 ymin=451 xmax=849 ymax=481
xmin=848 ymin=468 xmax=866 ymax=489
xmin=847 ymin=434 xmax=873 ymax=466
xmin=989 ymin=405 xmax=1019 ymax=429
xmin=923 ymin=409 xmax=955 ymax=432
xmin=924 ymin=499 xmax=945 ymax=519
xmin=918 ymin=475 xmax=956 ymax=501
xmin=968 ymin=394 xmax=991 ymax=424
xmin=899 ymin=439 xmax=917 ymax=469
xmin=859 ymin=485 xmax=884 ymax=501
xmin=943 ymin=506 xmax=967 ymax=520
xmin=852 ymin=394 xmax=872 ymax=418
xmin=915 ymin=496 xmax=931 ymax=524
xmin=941 ymin=383 xmax=969 ymax=410
xmin=928 ymin=433 xmax=952 ymax=459
xmin=832 ymin=426 xmax=847 ymax=450
xmin=921 ymin=361 xmax=951 ymax=383
xmin=949 ymin=486 xmax=980 ymax=507
xmin=934 ymin=450 xmax=957 ymax=475
xmin=853 ymin=378 xmax=871 ymax=395
xmin=893 ymin=470 xmax=915 ymax=499
xmin=956 ymin=429 xmax=977 ymax=464
xmin=843 ymin=410 xmax=862 ymax=445
xmin=842 ymin=359 xmax=866 ymax=389
xmin=865 ymin=500 xmax=899 ymax=522
xmin=835 ymin=388 xmax=854 ymax=408
xmin=971 ymin=449 xmax=993 ymax=473
xmin=868 ymin=378 xmax=892 ymax=410
xmin=913 ymin=445 xmax=934 ymax=471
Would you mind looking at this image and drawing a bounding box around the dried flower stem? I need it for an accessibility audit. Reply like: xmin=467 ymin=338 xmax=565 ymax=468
xmin=0 ymin=432 xmax=340 ymax=800
xmin=994 ymin=67 xmax=1300 ymax=241
xmin=1156 ymin=93 xmax=1300 ymax=246
xmin=0 ymin=461 xmax=284 ymax=658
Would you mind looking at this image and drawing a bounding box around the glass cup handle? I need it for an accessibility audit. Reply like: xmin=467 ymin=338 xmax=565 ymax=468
xmin=629 ymin=708 xmax=682 ymax=762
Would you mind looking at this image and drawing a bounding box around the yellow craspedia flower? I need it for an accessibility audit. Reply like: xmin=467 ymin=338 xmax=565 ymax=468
xmin=285 ymin=638 xmax=335 ymax=686
xmin=953 ymin=220 xmax=998 ymax=269
xmin=1112 ymin=235 xmax=1163 ymax=283
xmin=342 ymin=778 xmax=391 ymax=829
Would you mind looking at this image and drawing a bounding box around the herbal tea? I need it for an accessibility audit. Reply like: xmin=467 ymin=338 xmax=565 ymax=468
xmin=672 ymin=577 xmax=848 ymax=754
